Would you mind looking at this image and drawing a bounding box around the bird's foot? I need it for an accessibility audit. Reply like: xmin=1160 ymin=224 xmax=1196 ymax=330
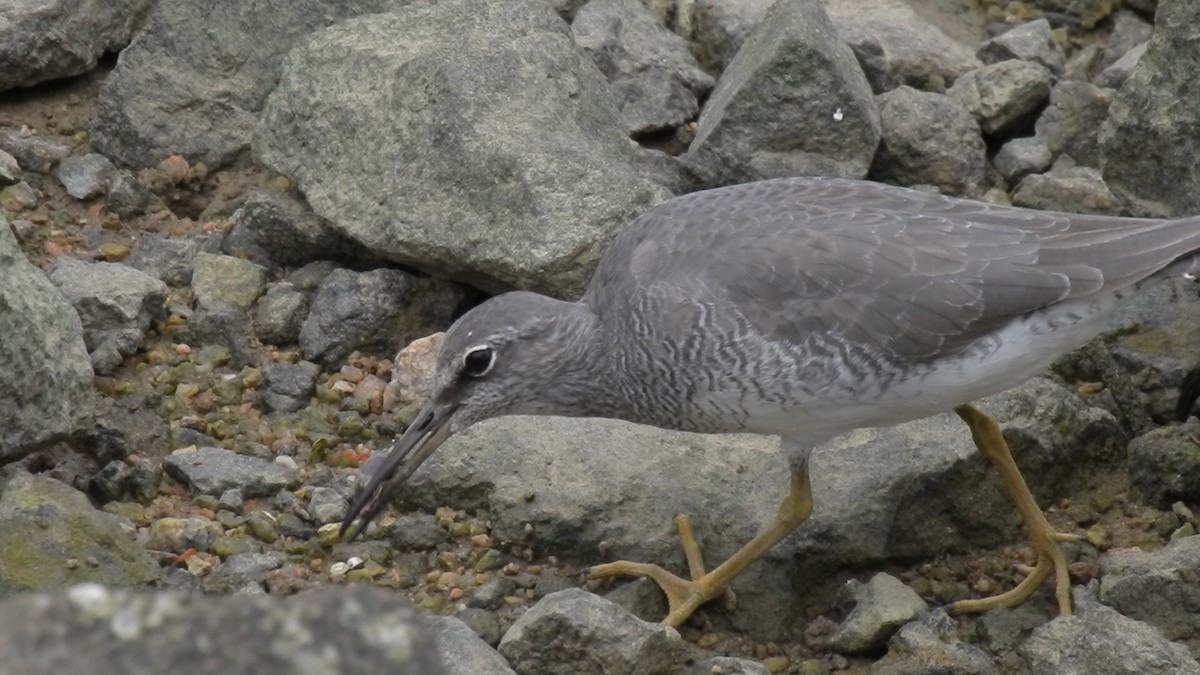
xmin=587 ymin=514 xmax=736 ymax=627
xmin=949 ymin=519 xmax=1083 ymax=616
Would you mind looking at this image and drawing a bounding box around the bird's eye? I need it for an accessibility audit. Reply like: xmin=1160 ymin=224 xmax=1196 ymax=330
xmin=462 ymin=345 xmax=495 ymax=377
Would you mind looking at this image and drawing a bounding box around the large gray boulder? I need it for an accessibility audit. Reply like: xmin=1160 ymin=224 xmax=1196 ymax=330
xmin=0 ymin=585 xmax=445 ymax=675
xmin=1101 ymin=0 xmax=1200 ymax=217
xmin=0 ymin=221 xmax=93 ymax=459
xmin=255 ymin=0 xmax=669 ymax=298
xmin=91 ymin=0 xmax=412 ymax=169
xmin=825 ymin=0 xmax=981 ymax=94
xmin=869 ymin=85 xmax=988 ymax=196
xmin=0 ymin=472 xmax=161 ymax=593
xmin=572 ymin=0 xmax=714 ymax=136
xmin=0 ymin=0 xmax=152 ymax=92
xmin=47 ymin=258 xmax=168 ymax=375
xmin=1020 ymin=586 xmax=1200 ymax=674
xmin=684 ymin=0 xmax=880 ymax=187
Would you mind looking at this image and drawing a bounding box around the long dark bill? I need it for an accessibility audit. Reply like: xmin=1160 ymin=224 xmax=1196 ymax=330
xmin=340 ymin=403 xmax=456 ymax=541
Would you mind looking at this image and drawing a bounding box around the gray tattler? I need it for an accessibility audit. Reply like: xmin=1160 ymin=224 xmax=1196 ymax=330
xmin=342 ymin=176 xmax=1200 ymax=626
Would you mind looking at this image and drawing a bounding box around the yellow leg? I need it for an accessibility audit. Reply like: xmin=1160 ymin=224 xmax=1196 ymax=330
xmin=952 ymin=403 xmax=1077 ymax=615
xmin=588 ymin=466 xmax=813 ymax=627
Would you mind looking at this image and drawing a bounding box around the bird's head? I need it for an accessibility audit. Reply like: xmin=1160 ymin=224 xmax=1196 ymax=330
xmin=341 ymin=291 xmax=596 ymax=539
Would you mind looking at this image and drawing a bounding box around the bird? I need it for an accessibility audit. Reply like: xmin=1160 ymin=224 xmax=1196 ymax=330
xmin=341 ymin=176 xmax=1200 ymax=627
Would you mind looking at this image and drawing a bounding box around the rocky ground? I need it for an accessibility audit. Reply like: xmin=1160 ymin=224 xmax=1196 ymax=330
xmin=3 ymin=0 xmax=1200 ymax=673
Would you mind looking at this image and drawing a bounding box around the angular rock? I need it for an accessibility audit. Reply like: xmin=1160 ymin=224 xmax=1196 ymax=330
xmin=389 ymin=513 xmax=450 ymax=551
xmin=977 ymin=18 xmax=1064 ymax=76
xmin=125 ymin=233 xmax=203 ymax=287
xmin=828 ymin=573 xmax=927 ymax=654
xmin=430 ymin=616 xmax=518 ymax=675
xmin=261 ymin=362 xmax=317 ymax=413
xmin=286 ymin=260 xmax=337 ymax=291
xmin=179 ymin=300 xmax=257 ymax=365
xmin=129 ymin=459 xmax=162 ymax=503
xmin=0 ymin=148 xmax=19 ymax=184
xmin=1012 ymin=164 xmax=1123 ymax=215
xmin=467 ymin=577 xmax=518 ymax=611
xmin=688 ymin=0 xmax=772 ymax=72
xmin=0 ymin=0 xmax=151 ymax=91
xmin=191 ymin=252 xmax=267 ymax=310
xmin=256 ymin=0 xmax=668 ymax=298
xmin=0 ymin=472 xmax=161 ymax=592
xmin=89 ymin=460 xmax=131 ymax=502
xmin=685 ymin=0 xmax=879 ymax=187
xmin=873 ymin=609 xmax=1000 ymax=675
xmin=1100 ymin=535 xmax=1200 ymax=644
xmin=0 ymin=221 xmax=94 ymax=458
xmin=1035 ymin=80 xmax=1114 ymax=168
xmin=0 ymin=180 xmax=38 ymax=211
xmin=0 ymin=128 xmax=72 ymax=174
xmin=80 ymin=399 xmax=169 ymax=466
xmin=0 ymin=585 xmax=444 ymax=674
xmin=1100 ymin=11 xmax=1153 ymax=70
xmin=253 ymin=283 xmax=310 ymax=346
xmin=975 ymin=604 xmax=1047 ymax=654
xmin=1020 ymin=586 xmax=1200 ymax=674
xmin=1126 ymin=418 xmax=1200 ymax=507
xmin=105 ymin=169 xmax=156 ymax=217
xmin=222 ymin=189 xmax=379 ymax=268
xmin=1087 ymin=271 xmax=1200 ymax=425
xmin=572 ymin=0 xmax=713 ymax=136
xmin=1102 ymin=0 xmax=1200 ymax=217
xmin=993 ymin=137 xmax=1053 ymax=184
xmin=1095 ymin=42 xmax=1145 ymax=90
xmin=498 ymin=589 xmax=693 ymax=674
xmin=299 ymin=268 xmax=464 ymax=367
xmin=454 ymin=607 xmax=504 ymax=647
xmin=47 ymin=258 xmax=168 ymax=374
xmin=146 ymin=516 xmax=224 ymax=554
xmin=947 ymin=60 xmax=1053 ymax=136
xmin=826 ymin=0 xmax=981 ymax=94
xmin=201 ymin=551 xmax=287 ymax=594
xmin=92 ymin=0 xmax=413 ymax=169
xmin=162 ymin=446 xmax=297 ymax=498
xmin=55 ymin=153 xmax=117 ymax=200
xmin=307 ymin=486 xmax=348 ymax=525
xmin=868 ymin=86 xmax=987 ymax=196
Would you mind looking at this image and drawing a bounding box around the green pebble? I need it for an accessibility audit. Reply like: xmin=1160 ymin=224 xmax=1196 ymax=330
xmin=1171 ymin=523 xmax=1196 ymax=541
xmin=195 ymin=345 xmax=232 ymax=367
xmin=211 ymin=533 xmax=262 ymax=558
xmin=194 ymin=494 xmax=221 ymax=511
xmin=212 ymin=378 xmax=243 ymax=406
xmin=474 ymin=549 xmax=504 ymax=572
xmin=336 ymin=412 xmax=365 ymax=438
xmin=317 ymin=523 xmax=341 ymax=547
xmin=246 ymin=513 xmax=279 ymax=543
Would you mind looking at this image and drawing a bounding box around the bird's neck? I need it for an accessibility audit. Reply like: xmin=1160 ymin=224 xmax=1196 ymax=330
xmin=527 ymin=299 xmax=631 ymax=420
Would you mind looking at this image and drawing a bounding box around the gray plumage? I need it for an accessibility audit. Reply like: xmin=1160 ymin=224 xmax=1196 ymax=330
xmin=438 ymin=177 xmax=1200 ymax=438
xmin=345 ymin=176 xmax=1200 ymax=537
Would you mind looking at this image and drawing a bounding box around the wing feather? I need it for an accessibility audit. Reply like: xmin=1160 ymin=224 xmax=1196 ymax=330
xmin=587 ymin=177 xmax=1200 ymax=364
